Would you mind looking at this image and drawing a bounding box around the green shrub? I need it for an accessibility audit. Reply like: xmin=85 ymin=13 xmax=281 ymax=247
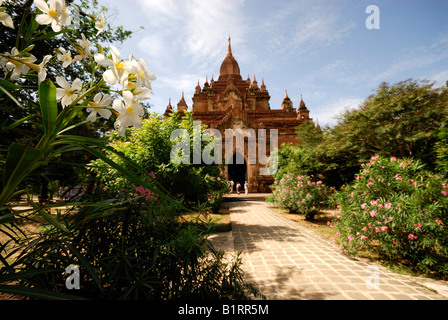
xmin=88 ymin=114 xmax=228 ymax=211
xmin=9 ymin=189 xmax=261 ymax=300
xmin=269 ymin=174 xmax=334 ymax=220
xmin=335 ymin=155 xmax=448 ymax=275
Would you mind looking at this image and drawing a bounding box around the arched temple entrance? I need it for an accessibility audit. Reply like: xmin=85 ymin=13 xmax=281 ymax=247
xmin=227 ymin=152 xmax=246 ymax=191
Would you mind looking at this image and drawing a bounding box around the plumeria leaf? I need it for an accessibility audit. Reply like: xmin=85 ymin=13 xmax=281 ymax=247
xmin=29 ymin=200 xmax=69 ymax=233
xmin=38 ymin=80 xmax=58 ymax=135
xmin=0 ymin=81 xmax=24 ymax=109
xmin=2 ymin=143 xmax=41 ymax=205
xmin=0 ymin=114 xmax=35 ymax=133
xmin=0 ymin=78 xmax=23 ymax=90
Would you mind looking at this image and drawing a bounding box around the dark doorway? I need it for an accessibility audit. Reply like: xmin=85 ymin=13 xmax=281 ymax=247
xmin=228 ymin=152 xmax=246 ymax=191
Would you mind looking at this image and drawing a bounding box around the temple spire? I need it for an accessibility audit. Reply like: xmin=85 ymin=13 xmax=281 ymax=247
xmin=219 ymin=35 xmax=241 ymax=80
xmin=227 ymin=35 xmax=232 ymax=56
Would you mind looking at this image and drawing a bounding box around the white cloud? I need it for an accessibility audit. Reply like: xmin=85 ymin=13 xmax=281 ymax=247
xmin=138 ymin=34 xmax=167 ymax=63
xmin=136 ymin=0 xmax=247 ymax=69
xmin=373 ymin=30 xmax=448 ymax=83
xmin=428 ymin=69 xmax=448 ymax=87
xmin=255 ymin=1 xmax=357 ymax=62
xmin=159 ymin=73 xmax=199 ymax=95
xmin=314 ymin=97 xmax=363 ymax=127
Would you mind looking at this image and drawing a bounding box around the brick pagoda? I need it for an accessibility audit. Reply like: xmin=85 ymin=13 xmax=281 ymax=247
xmin=165 ymin=37 xmax=313 ymax=192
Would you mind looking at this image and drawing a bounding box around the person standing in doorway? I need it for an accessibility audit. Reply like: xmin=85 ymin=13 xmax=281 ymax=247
xmin=236 ymin=182 xmax=241 ymax=195
xmin=244 ymin=181 xmax=249 ymax=194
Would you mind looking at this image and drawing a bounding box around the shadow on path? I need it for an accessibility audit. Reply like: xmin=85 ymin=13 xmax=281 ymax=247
xmin=220 ymin=193 xmax=448 ymax=300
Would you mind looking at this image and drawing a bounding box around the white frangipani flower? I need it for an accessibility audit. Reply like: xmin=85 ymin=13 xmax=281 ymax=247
xmin=37 ymin=55 xmax=52 ymax=83
xmin=94 ymin=45 xmax=132 ymax=85
xmin=132 ymin=57 xmax=156 ymax=89
xmin=0 ymin=56 xmax=7 ymax=71
xmin=73 ymin=33 xmax=92 ymax=61
xmin=113 ymin=90 xmax=144 ymax=135
xmin=86 ymin=92 xmax=112 ymax=122
xmin=56 ymin=76 xmax=83 ymax=107
xmin=120 ymin=55 xmax=155 ymax=102
xmin=94 ymin=12 xmax=106 ymax=36
xmin=0 ymin=0 xmax=14 ymax=29
xmin=5 ymin=47 xmax=37 ymax=80
xmin=57 ymin=47 xmax=73 ymax=68
xmin=34 ymin=0 xmax=71 ymax=32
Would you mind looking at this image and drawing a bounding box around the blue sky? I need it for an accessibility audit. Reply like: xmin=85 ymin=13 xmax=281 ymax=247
xmin=97 ymin=0 xmax=448 ymax=126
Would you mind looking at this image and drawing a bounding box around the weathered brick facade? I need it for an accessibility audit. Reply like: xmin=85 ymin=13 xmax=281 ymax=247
xmin=165 ymin=38 xmax=313 ymax=192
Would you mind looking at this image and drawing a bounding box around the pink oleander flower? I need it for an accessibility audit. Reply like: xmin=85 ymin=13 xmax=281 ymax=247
xmin=361 ymin=226 xmax=367 ymax=232
xmin=414 ymin=223 xmax=422 ymax=229
xmin=348 ymin=235 xmax=354 ymax=242
xmin=408 ymin=233 xmax=417 ymax=240
xmin=370 ymin=210 xmax=377 ymax=217
xmin=381 ymin=226 xmax=388 ymax=231
xmin=384 ymin=203 xmax=392 ymax=209
xmin=375 ymin=227 xmax=380 ymax=233
xmin=361 ymin=235 xmax=367 ymax=240
xmin=136 ymin=186 xmax=152 ymax=200
xmin=361 ymin=203 xmax=367 ymax=209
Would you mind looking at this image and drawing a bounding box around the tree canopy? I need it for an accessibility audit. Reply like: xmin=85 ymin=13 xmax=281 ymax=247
xmin=277 ymin=79 xmax=448 ymax=187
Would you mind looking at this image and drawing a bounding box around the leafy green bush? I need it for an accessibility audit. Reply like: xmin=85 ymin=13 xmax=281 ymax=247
xmin=335 ymin=155 xmax=448 ymax=275
xmin=269 ymin=174 xmax=334 ymax=220
xmin=7 ymin=190 xmax=261 ymax=300
xmin=435 ymin=115 xmax=448 ymax=178
xmin=88 ymin=113 xmax=228 ymax=212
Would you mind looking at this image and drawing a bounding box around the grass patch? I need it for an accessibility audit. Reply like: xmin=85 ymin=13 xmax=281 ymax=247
xmin=180 ymin=207 xmax=231 ymax=233
xmin=269 ymin=206 xmax=339 ymax=241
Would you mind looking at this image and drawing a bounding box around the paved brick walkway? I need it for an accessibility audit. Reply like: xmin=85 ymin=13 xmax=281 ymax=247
xmin=210 ymin=194 xmax=448 ymax=300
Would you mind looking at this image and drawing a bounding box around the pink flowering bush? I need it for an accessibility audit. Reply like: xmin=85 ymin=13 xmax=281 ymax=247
xmin=335 ymin=155 xmax=448 ymax=275
xmin=269 ymin=174 xmax=334 ymax=220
